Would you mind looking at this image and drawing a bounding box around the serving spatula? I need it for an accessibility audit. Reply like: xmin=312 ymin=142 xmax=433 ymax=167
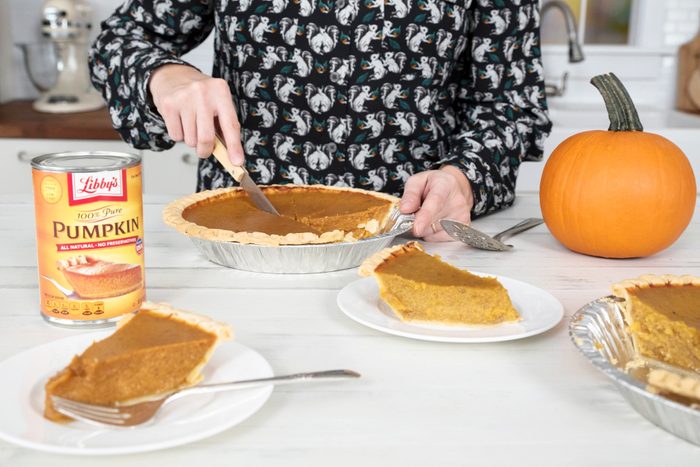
xmin=440 ymin=218 xmax=544 ymax=251
xmin=211 ymin=136 xmax=280 ymax=215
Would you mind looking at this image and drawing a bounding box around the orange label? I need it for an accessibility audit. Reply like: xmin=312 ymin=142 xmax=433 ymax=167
xmin=32 ymin=164 xmax=145 ymax=322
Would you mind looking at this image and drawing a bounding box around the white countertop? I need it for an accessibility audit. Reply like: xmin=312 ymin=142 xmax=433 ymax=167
xmin=1 ymin=193 xmax=699 ymax=466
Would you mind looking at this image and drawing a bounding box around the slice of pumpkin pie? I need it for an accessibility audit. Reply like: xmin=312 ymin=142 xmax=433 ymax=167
xmin=612 ymin=274 xmax=700 ymax=373
xmin=44 ymin=302 xmax=232 ymax=422
xmin=359 ymin=242 xmax=520 ymax=325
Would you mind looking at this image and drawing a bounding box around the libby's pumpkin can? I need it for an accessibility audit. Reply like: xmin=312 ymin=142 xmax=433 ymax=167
xmin=31 ymin=152 xmax=145 ymax=327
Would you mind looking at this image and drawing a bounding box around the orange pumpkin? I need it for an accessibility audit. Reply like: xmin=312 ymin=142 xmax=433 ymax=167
xmin=540 ymin=73 xmax=697 ymax=258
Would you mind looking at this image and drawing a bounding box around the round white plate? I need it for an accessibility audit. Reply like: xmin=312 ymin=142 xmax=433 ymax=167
xmin=338 ymin=273 xmax=564 ymax=343
xmin=0 ymin=332 xmax=273 ymax=455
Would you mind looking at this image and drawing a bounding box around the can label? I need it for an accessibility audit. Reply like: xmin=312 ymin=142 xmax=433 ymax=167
xmin=33 ymin=163 xmax=145 ymax=322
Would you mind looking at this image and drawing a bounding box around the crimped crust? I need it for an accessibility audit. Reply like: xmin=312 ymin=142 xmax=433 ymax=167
xmin=118 ymin=301 xmax=233 ymax=341
xmin=359 ymin=241 xmax=424 ymax=276
xmin=611 ymin=274 xmax=700 ymax=298
xmin=647 ymin=368 xmax=700 ymax=400
xmin=162 ymin=185 xmax=398 ymax=246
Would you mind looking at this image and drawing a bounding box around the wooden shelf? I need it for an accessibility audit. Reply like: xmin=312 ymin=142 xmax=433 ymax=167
xmin=0 ymin=100 xmax=120 ymax=140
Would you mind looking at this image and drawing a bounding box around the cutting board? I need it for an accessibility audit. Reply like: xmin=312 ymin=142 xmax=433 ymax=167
xmin=676 ymin=23 xmax=700 ymax=113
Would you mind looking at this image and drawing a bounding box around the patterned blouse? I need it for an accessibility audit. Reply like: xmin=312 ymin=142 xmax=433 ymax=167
xmin=89 ymin=0 xmax=551 ymax=217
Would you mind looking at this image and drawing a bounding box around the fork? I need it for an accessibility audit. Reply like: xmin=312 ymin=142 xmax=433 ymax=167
xmin=382 ymin=205 xmax=415 ymax=234
xmin=51 ymin=369 xmax=360 ymax=427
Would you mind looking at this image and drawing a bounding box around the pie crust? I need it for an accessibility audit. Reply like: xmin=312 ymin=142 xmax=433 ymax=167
xmin=647 ymin=368 xmax=700 ymax=401
xmin=611 ymin=274 xmax=700 ymax=298
xmin=162 ymin=185 xmax=398 ymax=246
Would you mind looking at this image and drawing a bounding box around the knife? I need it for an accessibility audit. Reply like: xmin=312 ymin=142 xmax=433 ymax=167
xmin=211 ymin=135 xmax=280 ymax=216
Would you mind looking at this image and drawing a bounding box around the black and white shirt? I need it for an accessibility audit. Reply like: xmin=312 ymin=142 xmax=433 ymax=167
xmin=89 ymin=0 xmax=551 ymax=217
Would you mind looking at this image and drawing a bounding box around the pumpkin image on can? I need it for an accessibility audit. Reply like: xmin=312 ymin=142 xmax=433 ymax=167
xmin=540 ymin=73 xmax=697 ymax=258
xmin=31 ymin=152 xmax=145 ymax=327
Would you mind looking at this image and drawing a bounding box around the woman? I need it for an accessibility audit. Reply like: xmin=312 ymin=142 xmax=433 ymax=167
xmin=89 ymin=0 xmax=550 ymax=241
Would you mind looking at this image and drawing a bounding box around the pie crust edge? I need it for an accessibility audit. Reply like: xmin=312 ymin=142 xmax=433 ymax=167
xmin=647 ymin=368 xmax=700 ymax=400
xmin=611 ymin=274 xmax=700 ymax=298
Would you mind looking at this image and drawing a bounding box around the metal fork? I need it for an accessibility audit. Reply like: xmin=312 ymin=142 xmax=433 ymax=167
xmin=382 ymin=205 xmax=415 ymax=234
xmin=51 ymin=369 xmax=360 ymax=427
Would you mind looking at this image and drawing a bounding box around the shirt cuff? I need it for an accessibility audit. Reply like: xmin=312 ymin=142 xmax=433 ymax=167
xmin=136 ymin=54 xmax=200 ymax=128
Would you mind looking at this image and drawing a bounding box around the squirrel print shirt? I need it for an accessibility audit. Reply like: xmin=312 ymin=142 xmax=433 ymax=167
xmin=89 ymin=0 xmax=551 ymax=217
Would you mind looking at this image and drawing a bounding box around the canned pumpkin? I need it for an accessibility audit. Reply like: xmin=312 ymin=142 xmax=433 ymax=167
xmin=31 ymin=152 xmax=145 ymax=327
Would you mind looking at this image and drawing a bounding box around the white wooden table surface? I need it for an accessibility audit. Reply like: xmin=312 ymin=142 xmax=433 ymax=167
xmin=0 ymin=193 xmax=699 ymax=466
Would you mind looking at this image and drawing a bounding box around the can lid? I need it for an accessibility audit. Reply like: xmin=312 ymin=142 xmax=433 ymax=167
xmin=31 ymin=151 xmax=141 ymax=173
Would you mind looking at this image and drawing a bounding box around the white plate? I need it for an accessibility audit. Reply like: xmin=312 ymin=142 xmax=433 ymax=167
xmin=0 ymin=332 xmax=273 ymax=455
xmin=338 ymin=273 xmax=564 ymax=343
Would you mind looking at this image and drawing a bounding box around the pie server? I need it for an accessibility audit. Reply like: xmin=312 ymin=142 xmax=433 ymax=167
xmin=211 ymin=136 xmax=280 ymax=216
xmin=440 ymin=218 xmax=544 ymax=251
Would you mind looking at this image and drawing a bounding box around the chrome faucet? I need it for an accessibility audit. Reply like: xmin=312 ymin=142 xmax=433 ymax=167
xmin=541 ymin=0 xmax=585 ymax=63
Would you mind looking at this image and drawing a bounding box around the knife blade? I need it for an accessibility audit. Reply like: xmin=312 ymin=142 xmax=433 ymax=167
xmin=211 ymin=136 xmax=280 ymax=216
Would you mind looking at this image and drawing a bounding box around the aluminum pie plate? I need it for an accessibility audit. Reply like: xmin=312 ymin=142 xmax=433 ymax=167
xmin=570 ymin=297 xmax=700 ymax=446
xmin=189 ymin=218 xmax=414 ymax=274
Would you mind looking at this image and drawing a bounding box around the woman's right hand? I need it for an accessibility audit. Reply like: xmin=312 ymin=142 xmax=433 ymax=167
xmin=149 ymin=64 xmax=244 ymax=165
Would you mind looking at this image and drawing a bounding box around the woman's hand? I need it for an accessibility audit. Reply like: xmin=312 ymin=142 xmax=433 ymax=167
xmin=149 ymin=64 xmax=244 ymax=164
xmin=400 ymin=166 xmax=474 ymax=241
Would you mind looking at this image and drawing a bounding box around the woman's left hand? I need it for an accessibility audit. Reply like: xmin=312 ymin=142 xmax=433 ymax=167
xmin=399 ymin=166 xmax=474 ymax=241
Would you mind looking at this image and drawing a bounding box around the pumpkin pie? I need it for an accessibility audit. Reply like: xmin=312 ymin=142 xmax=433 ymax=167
xmin=162 ymin=185 xmax=398 ymax=246
xmin=612 ymin=274 xmax=700 ymax=373
xmin=359 ymin=242 xmax=520 ymax=325
xmin=44 ymin=302 xmax=232 ymax=422
xmin=57 ymin=255 xmax=143 ymax=299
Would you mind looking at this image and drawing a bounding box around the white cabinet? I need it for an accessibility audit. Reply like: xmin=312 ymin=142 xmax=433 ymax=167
xmin=141 ymin=143 xmax=200 ymax=196
xmin=0 ymin=138 xmax=135 ymax=195
xmin=515 ymin=109 xmax=700 ymax=194
xmin=0 ymin=139 xmax=200 ymax=196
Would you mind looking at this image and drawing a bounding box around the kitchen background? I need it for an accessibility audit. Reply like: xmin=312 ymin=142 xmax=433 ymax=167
xmin=1 ymin=0 xmax=699 ymax=194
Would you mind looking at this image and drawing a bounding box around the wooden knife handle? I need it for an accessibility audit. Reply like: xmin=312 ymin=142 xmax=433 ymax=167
xmin=212 ymin=136 xmax=246 ymax=182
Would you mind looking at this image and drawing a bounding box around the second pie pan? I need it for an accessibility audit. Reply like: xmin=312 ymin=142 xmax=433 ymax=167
xmin=188 ymin=220 xmax=414 ymax=273
xmin=569 ymin=298 xmax=700 ymax=446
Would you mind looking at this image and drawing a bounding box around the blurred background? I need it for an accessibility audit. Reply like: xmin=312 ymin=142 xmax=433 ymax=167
xmin=0 ymin=0 xmax=699 ymax=195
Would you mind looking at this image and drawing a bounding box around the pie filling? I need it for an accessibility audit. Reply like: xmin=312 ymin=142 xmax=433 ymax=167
xmin=624 ymin=284 xmax=700 ymax=373
xmin=181 ymin=186 xmax=394 ymax=241
xmin=44 ymin=305 xmax=231 ymax=422
xmin=363 ymin=243 xmax=520 ymax=325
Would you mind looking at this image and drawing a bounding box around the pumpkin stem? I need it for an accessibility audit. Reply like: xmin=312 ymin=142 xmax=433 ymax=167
xmin=590 ymin=73 xmax=643 ymax=132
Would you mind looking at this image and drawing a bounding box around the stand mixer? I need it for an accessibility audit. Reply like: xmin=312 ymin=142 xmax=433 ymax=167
xmin=22 ymin=0 xmax=104 ymax=113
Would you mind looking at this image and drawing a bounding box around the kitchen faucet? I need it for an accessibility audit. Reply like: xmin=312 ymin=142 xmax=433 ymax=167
xmin=541 ymin=0 xmax=585 ymax=63
xmin=541 ymin=0 xmax=584 ymax=97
